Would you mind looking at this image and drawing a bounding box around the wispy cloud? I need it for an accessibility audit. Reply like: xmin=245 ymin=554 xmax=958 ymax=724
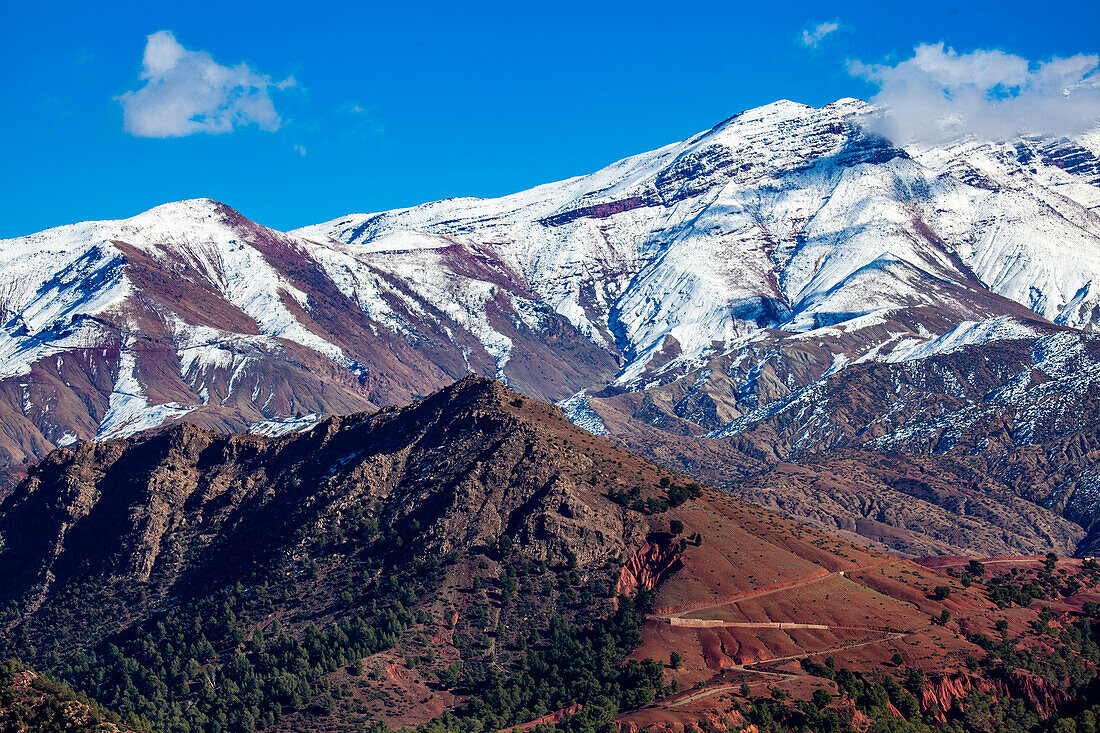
xmin=117 ymin=31 xmax=293 ymax=138
xmin=800 ymin=21 xmax=840 ymax=49
xmin=339 ymin=102 xmax=385 ymax=137
xmin=850 ymin=43 xmax=1100 ymax=144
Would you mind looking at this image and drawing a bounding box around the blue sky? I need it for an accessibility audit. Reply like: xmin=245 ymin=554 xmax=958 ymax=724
xmin=2 ymin=0 xmax=1099 ymax=237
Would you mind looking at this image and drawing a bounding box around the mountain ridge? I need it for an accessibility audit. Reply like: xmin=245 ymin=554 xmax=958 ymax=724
xmin=3 ymin=96 xmax=1100 ymax=558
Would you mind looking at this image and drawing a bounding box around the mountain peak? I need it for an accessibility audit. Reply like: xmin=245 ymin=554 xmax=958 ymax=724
xmin=742 ymin=98 xmax=814 ymax=115
xmin=125 ymin=197 xmax=250 ymax=230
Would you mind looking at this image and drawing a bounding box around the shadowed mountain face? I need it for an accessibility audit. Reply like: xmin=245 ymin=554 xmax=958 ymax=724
xmin=0 ymin=377 xmax=647 ymax=623
xmin=0 ymin=377 xmax=658 ymax=730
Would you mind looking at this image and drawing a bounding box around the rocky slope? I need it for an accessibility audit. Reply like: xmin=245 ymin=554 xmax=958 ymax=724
xmin=0 ymin=376 xmax=647 ymax=636
xmin=2 ymin=377 xmax=1099 ymax=732
xmin=0 ymin=377 xmax=662 ymax=730
xmin=566 ymin=326 xmax=1100 ymax=556
xmin=668 ymin=331 xmax=1100 ymax=555
xmin=731 ymin=452 xmax=1085 ymax=558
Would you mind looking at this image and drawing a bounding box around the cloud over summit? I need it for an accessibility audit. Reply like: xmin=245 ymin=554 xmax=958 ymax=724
xmin=851 ymin=43 xmax=1100 ymax=144
xmin=118 ymin=31 xmax=291 ymax=138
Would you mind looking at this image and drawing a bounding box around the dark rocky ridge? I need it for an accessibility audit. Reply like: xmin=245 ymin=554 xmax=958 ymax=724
xmin=0 ymin=376 xmax=648 ymax=632
xmin=0 ymin=376 xmax=672 ymax=729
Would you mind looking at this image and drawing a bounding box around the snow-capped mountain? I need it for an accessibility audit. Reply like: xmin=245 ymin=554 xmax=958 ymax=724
xmin=2 ymin=96 xmax=1100 ymax=475
xmin=0 ymin=198 xmax=612 ymax=465
xmin=302 ymin=98 xmax=1100 ymax=373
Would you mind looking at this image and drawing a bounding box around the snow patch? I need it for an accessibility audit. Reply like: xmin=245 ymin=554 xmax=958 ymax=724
xmin=248 ymin=413 xmax=319 ymax=437
xmin=97 ymin=348 xmax=195 ymax=440
xmin=558 ymin=390 xmax=609 ymax=435
xmin=888 ymin=316 xmax=1042 ymax=362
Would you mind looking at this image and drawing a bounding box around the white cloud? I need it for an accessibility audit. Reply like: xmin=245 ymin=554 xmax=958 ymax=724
xmin=118 ymin=31 xmax=292 ymax=137
xmin=800 ymin=21 xmax=839 ymax=49
xmin=294 ymin=144 xmax=307 ymax=156
xmin=850 ymin=43 xmax=1100 ymax=144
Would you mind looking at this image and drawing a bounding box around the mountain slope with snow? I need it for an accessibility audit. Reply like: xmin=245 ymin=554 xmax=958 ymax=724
xmin=2 ymin=97 xmax=1100 ymax=492
xmin=301 ymin=99 xmax=1100 ymax=379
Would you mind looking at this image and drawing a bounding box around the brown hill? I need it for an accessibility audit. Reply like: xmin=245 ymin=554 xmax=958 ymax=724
xmin=1 ymin=377 xmax=1097 ymax=732
xmin=732 ymin=451 xmax=1085 ymax=558
xmin=0 ymin=376 xmax=646 ymax=647
xmin=0 ymin=376 xmax=668 ymax=731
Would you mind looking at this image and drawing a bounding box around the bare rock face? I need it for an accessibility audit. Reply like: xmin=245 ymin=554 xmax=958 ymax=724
xmin=920 ymin=672 xmax=997 ymax=723
xmin=919 ymin=669 xmax=1068 ymax=724
xmin=615 ymin=538 xmax=682 ymax=596
xmin=1000 ymin=668 xmax=1069 ymax=719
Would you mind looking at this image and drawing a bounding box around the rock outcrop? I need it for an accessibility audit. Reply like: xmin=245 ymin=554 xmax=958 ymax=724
xmin=919 ymin=669 xmax=1068 ymax=723
xmin=616 ymin=538 xmax=683 ymax=596
xmin=0 ymin=661 xmax=135 ymax=732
